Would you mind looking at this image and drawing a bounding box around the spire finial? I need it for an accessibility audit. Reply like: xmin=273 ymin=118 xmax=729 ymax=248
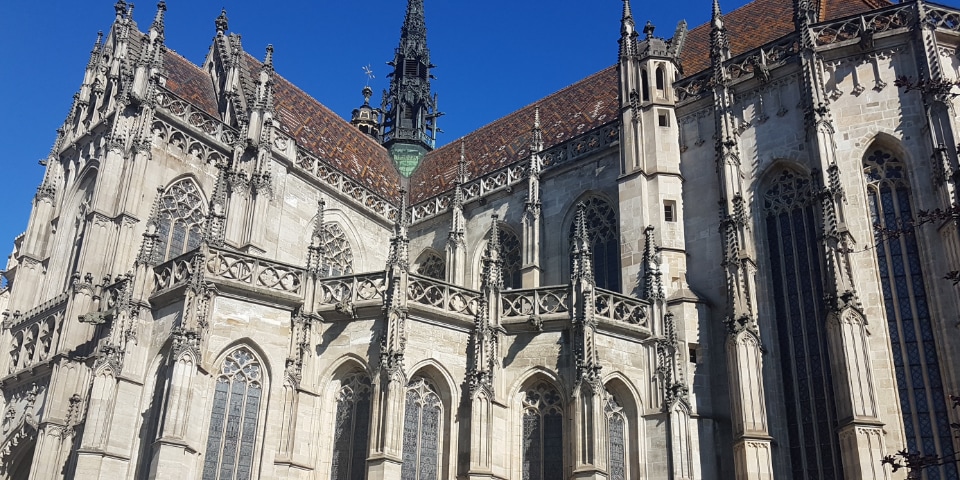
xmin=571 ymin=202 xmax=594 ymax=283
xmin=457 ymin=139 xmax=467 ymax=185
xmin=643 ymin=21 xmax=656 ymax=39
xmin=488 ymin=215 xmax=501 ymax=255
xmin=215 ymin=8 xmax=229 ymax=35
xmin=264 ymin=44 xmax=274 ymax=69
xmin=531 ymin=107 xmax=544 ymax=153
xmin=151 ymin=1 xmax=167 ymax=36
xmin=623 ymin=0 xmax=634 ymax=21
xmin=114 ymin=0 xmax=127 ymax=19
xmin=620 ymin=0 xmax=638 ymax=58
xmin=710 ymin=0 xmax=730 ymax=66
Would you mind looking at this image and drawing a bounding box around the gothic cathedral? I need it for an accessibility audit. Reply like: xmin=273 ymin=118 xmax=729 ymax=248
xmin=3 ymin=0 xmax=960 ymax=479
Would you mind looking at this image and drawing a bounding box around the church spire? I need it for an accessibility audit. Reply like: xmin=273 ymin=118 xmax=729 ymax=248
xmin=382 ymin=0 xmax=442 ymax=176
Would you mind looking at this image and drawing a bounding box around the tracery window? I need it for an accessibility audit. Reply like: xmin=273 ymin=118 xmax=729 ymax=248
xmin=762 ymin=169 xmax=841 ymax=479
xmin=569 ymin=197 xmax=621 ymax=291
xmin=865 ymin=149 xmax=958 ymax=480
xmin=330 ymin=373 xmax=373 ymax=480
xmin=499 ymin=227 xmax=522 ymax=289
xmin=521 ymin=382 xmax=563 ymax=480
xmin=605 ymin=392 xmax=627 ymax=480
xmin=157 ymin=179 xmax=205 ymax=261
xmin=315 ymin=223 xmax=354 ymax=277
xmin=401 ymin=377 xmax=442 ymax=480
xmin=202 ymin=348 xmax=263 ymax=480
xmin=416 ymin=252 xmax=445 ymax=280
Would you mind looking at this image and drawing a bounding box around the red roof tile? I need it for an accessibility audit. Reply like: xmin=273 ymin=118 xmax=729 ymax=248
xmin=163 ymin=50 xmax=219 ymax=116
xmin=410 ymin=66 xmax=620 ymax=204
xmin=250 ymin=55 xmax=402 ymax=202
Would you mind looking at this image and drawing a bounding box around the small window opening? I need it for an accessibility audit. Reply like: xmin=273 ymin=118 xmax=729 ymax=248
xmin=641 ymin=70 xmax=650 ymax=102
xmin=689 ymin=345 xmax=698 ymax=364
xmin=664 ymin=200 xmax=676 ymax=222
xmin=658 ymin=112 xmax=670 ymax=127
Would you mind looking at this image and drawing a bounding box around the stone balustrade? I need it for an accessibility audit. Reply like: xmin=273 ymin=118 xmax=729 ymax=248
xmin=4 ymin=294 xmax=68 ymax=376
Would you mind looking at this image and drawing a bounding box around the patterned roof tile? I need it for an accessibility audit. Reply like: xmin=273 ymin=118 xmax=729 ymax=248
xmin=247 ymin=54 xmax=402 ymax=202
xmin=163 ymin=50 xmax=219 ymax=116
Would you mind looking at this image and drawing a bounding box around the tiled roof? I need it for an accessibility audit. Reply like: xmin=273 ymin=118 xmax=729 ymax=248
xmin=679 ymin=0 xmax=890 ymax=75
xmin=248 ymin=54 xmax=402 ymax=202
xmin=163 ymin=50 xmax=219 ymax=116
xmin=409 ymin=66 xmax=620 ymax=204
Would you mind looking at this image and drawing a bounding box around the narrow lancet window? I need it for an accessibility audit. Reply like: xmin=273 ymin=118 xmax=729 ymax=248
xmin=331 ymin=373 xmax=373 ymax=480
xmin=865 ymin=148 xmax=958 ymax=480
xmin=401 ymin=377 xmax=442 ymax=480
xmin=762 ymin=169 xmax=841 ymax=479
xmin=202 ymin=348 xmax=263 ymax=480
xmin=521 ymin=382 xmax=563 ymax=480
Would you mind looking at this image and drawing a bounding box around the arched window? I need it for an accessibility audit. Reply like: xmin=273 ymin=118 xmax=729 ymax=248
xmin=415 ymin=251 xmax=445 ymax=280
xmin=202 ymin=348 xmax=263 ymax=480
xmin=655 ymin=66 xmax=666 ymax=94
xmin=640 ymin=70 xmax=650 ymax=102
xmin=762 ymin=169 xmax=841 ymax=478
xmin=521 ymin=381 xmax=563 ymax=480
xmin=157 ymin=179 xmax=205 ymax=261
xmin=569 ymin=197 xmax=621 ymax=291
xmin=605 ymin=392 xmax=627 ymax=480
xmin=330 ymin=372 xmax=373 ymax=480
xmin=401 ymin=377 xmax=442 ymax=480
xmin=499 ymin=226 xmax=522 ymax=289
xmin=315 ymin=223 xmax=354 ymax=277
xmin=865 ymin=148 xmax=958 ymax=479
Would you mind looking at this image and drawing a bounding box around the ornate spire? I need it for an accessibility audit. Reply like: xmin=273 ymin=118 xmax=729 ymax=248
xmin=642 ymin=225 xmax=664 ymax=300
xmin=307 ymin=197 xmax=328 ymax=276
xmin=150 ymin=1 xmax=167 ymax=38
xmin=449 ymin=140 xmax=467 ymax=240
xmin=382 ymin=0 xmax=442 ymax=175
xmin=620 ymin=0 xmax=638 ymax=58
xmin=136 ymin=187 xmax=165 ymax=266
xmin=204 ymin=163 xmax=229 ymax=248
xmin=481 ymin=216 xmax=503 ymax=291
xmin=571 ymin=202 xmax=594 ymax=284
xmin=530 ymin=107 xmax=543 ymax=154
xmin=114 ymin=0 xmax=128 ymax=19
xmin=710 ymin=0 xmax=730 ymax=66
xmin=215 ymin=9 xmax=229 ymax=36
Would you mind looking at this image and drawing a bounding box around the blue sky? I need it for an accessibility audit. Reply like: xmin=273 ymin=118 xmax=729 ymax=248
xmin=0 ymin=0 xmax=749 ymax=269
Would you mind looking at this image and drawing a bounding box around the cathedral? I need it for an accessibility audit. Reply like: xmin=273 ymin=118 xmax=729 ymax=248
xmin=3 ymin=0 xmax=960 ymax=478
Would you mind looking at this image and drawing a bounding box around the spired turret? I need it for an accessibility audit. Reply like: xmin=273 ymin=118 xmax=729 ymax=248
xmin=351 ymin=86 xmax=382 ymax=139
xmin=381 ymin=0 xmax=442 ymax=176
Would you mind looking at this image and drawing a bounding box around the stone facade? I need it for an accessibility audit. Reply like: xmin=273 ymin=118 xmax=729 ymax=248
xmin=2 ymin=0 xmax=960 ymax=479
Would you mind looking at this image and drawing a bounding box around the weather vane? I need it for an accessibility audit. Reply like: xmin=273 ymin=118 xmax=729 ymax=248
xmin=362 ymin=64 xmax=375 ymax=85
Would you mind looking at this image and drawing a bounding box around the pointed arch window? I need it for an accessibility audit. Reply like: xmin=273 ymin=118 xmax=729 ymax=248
xmin=315 ymin=223 xmax=354 ymax=277
xmin=401 ymin=377 xmax=442 ymax=480
xmin=157 ymin=179 xmax=205 ymax=261
xmin=865 ymin=148 xmax=958 ymax=480
xmin=605 ymin=392 xmax=627 ymax=480
xmin=330 ymin=373 xmax=373 ymax=480
xmin=499 ymin=227 xmax=522 ymax=289
xmin=521 ymin=382 xmax=563 ymax=480
xmin=415 ymin=252 xmax=445 ymax=280
xmin=641 ymin=70 xmax=650 ymax=102
xmin=569 ymin=197 xmax=621 ymax=291
xmin=762 ymin=169 xmax=841 ymax=479
xmin=202 ymin=348 xmax=263 ymax=480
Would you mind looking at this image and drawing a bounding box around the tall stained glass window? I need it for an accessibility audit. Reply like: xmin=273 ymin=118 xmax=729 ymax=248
xmin=330 ymin=373 xmax=373 ymax=480
xmin=605 ymin=392 xmax=627 ymax=480
xmin=762 ymin=169 xmax=841 ymax=479
xmin=568 ymin=197 xmax=621 ymax=291
xmin=401 ymin=377 xmax=442 ymax=480
xmin=499 ymin=227 xmax=522 ymax=289
xmin=157 ymin=179 xmax=205 ymax=261
xmin=865 ymin=148 xmax=958 ymax=480
xmin=202 ymin=348 xmax=263 ymax=480
xmin=415 ymin=252 xmax=445 ymax=280
xmin=315 ymin=223 xmax=354 ymax=277
xmin=521 ymin=382 xmax=563 ymax=480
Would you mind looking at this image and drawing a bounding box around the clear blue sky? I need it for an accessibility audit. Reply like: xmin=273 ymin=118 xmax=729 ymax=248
xmin=0 ymin=0 xmax=748 ymax=268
